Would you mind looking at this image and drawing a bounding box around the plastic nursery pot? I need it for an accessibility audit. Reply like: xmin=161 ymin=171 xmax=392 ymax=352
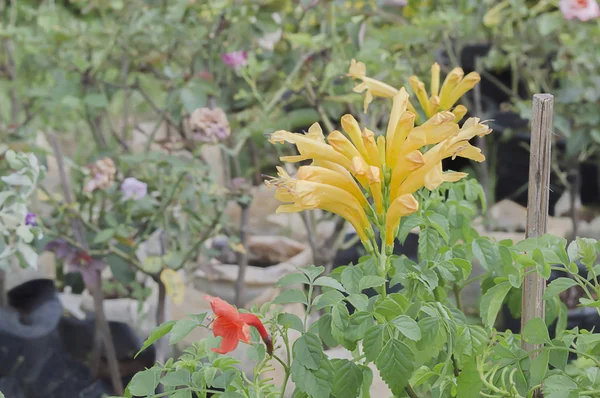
xmin=194 ymin=235 xmax=312 ymax=308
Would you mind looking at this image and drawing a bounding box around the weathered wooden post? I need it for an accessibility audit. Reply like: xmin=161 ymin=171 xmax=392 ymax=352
xmin=521 ymin=94 xmax=554 ymax=397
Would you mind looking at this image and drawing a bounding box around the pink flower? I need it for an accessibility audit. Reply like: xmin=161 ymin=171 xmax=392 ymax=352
xmin=121 ymin=177 xmax=147 ymax=200
xmin=560 ymin=0 xmax=600 ymax=21
xmin=221 ymin=51 xmax=247 ymax=69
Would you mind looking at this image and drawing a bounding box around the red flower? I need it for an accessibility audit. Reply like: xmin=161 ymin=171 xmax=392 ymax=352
xmin=204 ymin=295 xmax=273 ymax=355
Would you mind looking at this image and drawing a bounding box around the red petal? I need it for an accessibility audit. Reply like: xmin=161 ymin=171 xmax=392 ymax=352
xmin=239 ymin=313 xmax=269 ymax=340
xmin=238 ymin=324 xmax=251 ymax=344
xmin=211 ymin=317 xmax=241 ymax=354
xmin=203 ymin=295 xmax=240 ymax=321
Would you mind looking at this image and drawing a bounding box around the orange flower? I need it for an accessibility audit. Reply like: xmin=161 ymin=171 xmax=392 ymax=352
xmin=204 ymin=295 xmax=273 ymax=355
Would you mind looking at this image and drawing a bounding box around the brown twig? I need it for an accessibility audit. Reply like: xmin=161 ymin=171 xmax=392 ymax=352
xmin=47 ymin=132 xmax=123 ymax=395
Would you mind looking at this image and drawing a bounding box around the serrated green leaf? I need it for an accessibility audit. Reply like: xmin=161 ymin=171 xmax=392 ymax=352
xmin=480 ymin=282 xmax=512 ymax=329
xmin=472 ymin=238 xmax=500 ymax=271
xmin=341 ymin=267 xmax=363 ymax=294
xmin=93 ymin=228 xmax=115 ymax=244
xmin=427 ymin=213 xmax=450 ymax=243
xmin=363 ymin=324 xmax=384 ymax=362
xmin=375 ymin=339 xmax=415 ymax=395
xmin=346 ymin=311 xmax=373 ymax=342
xmin=278 ymin=313 xmax=304 ymax=332
xmin=136 ymin=321 xmax=176 ymax=357
xmin=534 ymin=248 xmax=551 ymax=279
xmin=331 ymin=359 xmax=363 ymax=398
xmin=456 ymin=360 xmax=484 ymax=398
xmin=314 ymin=276 xmax=346 ymax=292
xmin=450 ymin=258 xmax=472 ymax=280
xmin=276 ymin=273 xmax=308 ymax=287
xmin=272 ymin=289 xmax=307 ymax=305
xmin=312 ymin=290 xmax=345 ymax=310
xmin=317 ymin=313 xmax=338 ymax=347
xmin=359 ymin=365 xmax=373 ymax=398
xmin=291 ymin=357 xmax=333 ymax=398
xmin=455 ymin=325 xmax=487 ymax=359
xmin=169 ymin=319 xmax=199 ymax=345
xmin=161 ymin=369 xmax=191 ymax=386
xmin=293 ymin=333 xmax=323 ymax=370
xmin=375 ymin=293 xmax=410 ymax=321
xmin=346 ymin=294 xmax=369 ymax=311
xmin=359 ymin=275 xmax=386 ymax=291
xmin=543 ymin=278 xmax=578 ymax=300
xmin=418 ymin=228 xmax=442 ymax=262
xmin=523 ymin=317 xmax=551 ymax=345
xmin=530 ymin=348 xmax=549 ymax=387
xmin=301 ymin=265 xmax=325 ymax=282
xmin=398 ymin=214 xmax=423 ymax=244
xmin=128 ymin=367 xmax=161 ymax=395
xmin=390 ymin=315 xmax=421 ymax=341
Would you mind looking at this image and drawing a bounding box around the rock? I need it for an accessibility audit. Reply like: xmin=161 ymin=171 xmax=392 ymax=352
xmin=489 ymin=199 xmax=527 ymax=232
xmin=547 ymin=217 xmax=573 ymax=239
xmin=577 ymin=216 xmax=600 ymax=239
xmin=194 ymin=236 xmax=311 ymax=308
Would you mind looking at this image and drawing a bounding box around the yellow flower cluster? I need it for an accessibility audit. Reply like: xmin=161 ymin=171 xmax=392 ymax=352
xmin=267 ymin=60 xmax=491 ymax=250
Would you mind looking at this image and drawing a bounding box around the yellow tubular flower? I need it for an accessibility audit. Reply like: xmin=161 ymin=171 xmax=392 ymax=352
xmin=430 ymin=62 xmax=441 ymax=97
xmin=366 ymin=166 xmax=384 ymax=215
xmin=409 ymin=76 xmax=431 ymax=117
xmin=341 ymin=115 xmax=369 ymax=160
xmin=389 ymin=150 xmax=425 ymax=197
xmin=384 ymin=194 xmax=419 ymax=246
xmin=442 ymin=72 xmax=481 ymax=110
xmin=423 ymin=162 xmax=468 ymax=191
xmin=278 ymin=180 xmax=372 ymax=243
xmin=385 ymin=89 xmax=410 ymax=156
xmin=439 ymin=67 xmax=464 ymax=104
xmin=305 ymin=122 xmax=326 ymax=142
xmin=297 ymin=165 xmax=367 ymax=208
xmin=351 ymin=155 xmax=371 ymax=190
xmin=386 ymin=111 xmax=416 ymax=169
xmin=377 ymin=136 xmax=386 ymax=167
xmin=452 ymin=105 xmax=468 ymax=122
xmin=328 ymin=130 xmax=362 ymax=161
xmin=270 ymin=130 xmax=352 ymax=170
xmin=362 ymin=128 xmax=381 ymax=169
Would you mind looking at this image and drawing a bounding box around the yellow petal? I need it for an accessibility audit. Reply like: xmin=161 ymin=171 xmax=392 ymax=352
xmin=386 ymin=111 xmax=416 ymax=169
xmin=389 ymin=150 xmax=425 ymax=197
xmin=271 ymin=130 xmax=352 ymax=170
xmin=451 ymin=105 xmax=468 ymax=122
xmin=439 ymin=67 xmax=464 ymax=109
xmin=306 ymin=122 xmax=325 ymax=142
xmin=377 ymin=135 xmax=386 ymax=167
xmin=385 ymin=88 xmax=410 ymax=156
xmin=409 ymin=76 xmax=431 ymax=117
xmin=297 ymin=165 xmax=367 ymax=207
xmin=341 ymin=115 xmax=369 ymax=160
xmin=430 ymin=62 xmax=441 ymax=97
xmin=384 ymin=194 xmax=419 ymax=246
xmin=367 ymin=166 xmax=383 ymax=215
xmin=328 ymin=130 xmax=362 ymax=161
xmin=442 ymin=72 xmax=481 ymax=109
xmin=362 ymin=128 xmax=381 ymax=169
xmin=348 ymin=59 xmax=366 ymax=78
xmin=395 ymin=142 xmax=447 ymax=197
xmin=428 ymin=95 xmax=441 ymax=117
xmin=424 ymin=163 xmax=468 ymax=191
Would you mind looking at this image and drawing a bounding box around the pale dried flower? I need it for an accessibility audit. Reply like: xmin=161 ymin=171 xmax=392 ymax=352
xmin=85 ymin=157 xmax=116 ymax=193
xmin=190 ymin=107 xmax=231 ymax=143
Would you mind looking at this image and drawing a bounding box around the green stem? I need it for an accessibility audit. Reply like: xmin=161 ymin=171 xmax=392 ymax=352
xmin=453 ymin=284 xmax=463 ymax=313
xmin=405 ymin=383 xmax=419 ymax=398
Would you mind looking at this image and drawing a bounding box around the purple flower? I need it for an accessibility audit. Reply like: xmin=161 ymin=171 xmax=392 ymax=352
xmin=121 ymin=177 xmax=148 ymax=200
xmin=45 ymin=239 xmax=77 ymax=263
xmin=25 ymin=212 xmax=37 ymax=227
xmin=69 ymin=253 xmax=106 ymax=288
xmin=221 ymin=51 xmax=248 ymax=69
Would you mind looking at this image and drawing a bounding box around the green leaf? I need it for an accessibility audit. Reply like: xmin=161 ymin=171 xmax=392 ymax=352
xmin=450 ymin=258 xmax=472 ymax=280
xmin=276 ymin=273 xmax=308 ymax=287
xmin=293 ymin=333 xmax=324 ymax=370
xmin=317 ymin=314 xmax=338 ymax=347
xmin=169 ymin=319 xmax=199 ymax=345
xmin=220 ymin=392 xmax=244 ymax=398
xmin=278 ymin=313 xmax=304 ymax=332
xmin=530 ymin=348 xmax=549 ymax=387
xmin=375 ymin=339 xmax=415 ymax=396
xmin=455 ymin=325 xmax=487 ymax=359
xmin=84 ymin=93 xmax=109 ymax=108
xmin=314 ymin=276 xmax=346 ymax=292
xmin=523 ymin=317 xmax=551 ymax=345
xmin=346 ymin=294 xmax=369 ymax=311
xmin=341 ymin=267 xmax=363 ymax=294
xmin=136 ymin=321 xmax=176 ymax=357
xmin=359 ymin=275 xmax=386 ymax=291
xmin=427 ymin=213 xmax=450 ymax=243
xmin=363 ymin=324 xmax=384 ymax=362
xmin=375 ymin=293 xmax=410 ymax=321
xmin=291 ymin=357 xmax=333 ymax=398
xmin=537 ymin=11 xmax=563 ymax=35
xmin=456 ymin=361 xmax=484 ymax=398
xmin=480 ymin=282 xmax=512 ymax=329
xmin=534 ymin=248 xmax=551 ymax=279
xmin=170 ymin=389 xmax=192 ymax=398
xmin=161 ymin=369 xmax=191 ymax=386
xmin=312 ymin=290 xmax=345 ymax=310
xmin=359 ymin=365 xmax=373 ymax=398
xmin=93 ymin=228 xmax=115 ymax=244
xmin=398 ymin=214 xmax=423 ymax=244
xmin=106 ymin=253 xmax=136 ymax=284
xmin=331 ymin=359 xmax=363 ymax=398
xmin=128 ymin=368 xmax=161 ymax=395
xmin=472 ymin=238 xmax=500 ymax=271
xmin=543 ymin=278 xmax=578 ymax=300
xmin=549 ymin=340 xmax=568 ymax=371
xmin=272 ymin=289 xmax=308 ymax=305
xmin=301 ymin=265 xmax=325 ymax=282
xmin=390 ymin=315 xmax=421 ymax=341
xmin=542 ymin=375 xmax=578 ymax=395
xmin=418 ymin=228 xmax=442 ymax=262
xmin=346 ymin=311 xmax=373 ymax=342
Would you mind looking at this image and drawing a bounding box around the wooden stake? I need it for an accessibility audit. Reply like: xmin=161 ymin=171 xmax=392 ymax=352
xmin=521 ymin=94 xmax=553 ymax=396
